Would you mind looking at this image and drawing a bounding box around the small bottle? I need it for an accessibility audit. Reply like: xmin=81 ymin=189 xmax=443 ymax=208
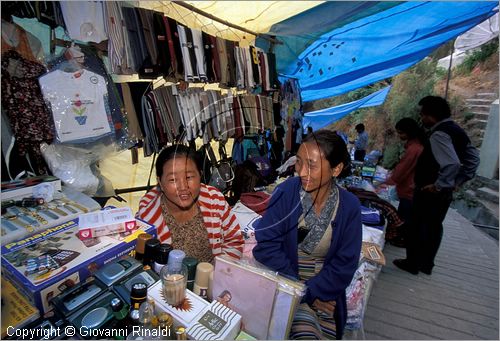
xmin=167 ymin=249 xmax=186 ymax=272
xmin=138 ymin=298 xmax=158 ymax=329
xmin=135 ymin=233 xmax=152 ymax=261
xmin=182 ymin=257 xmax=198 ymax=291
xmin=158 ymin=312 xmax=174 ymax=340
xmin=144 ymin=238 xmax=161 ymax=267
xmin=138 ymin=302 xmax=152 ymax=329
xmin=175 ymin=327 xmax=187 ymax=340
xmin=154 ymin=244 xmax=173 ymax=274
xmin=110 ymin=297 xmax=130 ymax=340
xmin=193 ymin=262 xmax=214 ymax=299
xmin=129 ymin=282 xmax=148 ymax=328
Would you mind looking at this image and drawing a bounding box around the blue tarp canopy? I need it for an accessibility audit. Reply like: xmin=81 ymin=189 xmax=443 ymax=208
xmin=303 ymin=86 xmax=392 ymax=131
xmin=258 ymin=1 xmax=498 ymax=101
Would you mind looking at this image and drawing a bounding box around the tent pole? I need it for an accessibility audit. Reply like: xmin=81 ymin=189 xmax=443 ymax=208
xmin=173 ymin=1 xmax=283 ymax=45
xmin=444 ymin=45 xmax=454 ymax=100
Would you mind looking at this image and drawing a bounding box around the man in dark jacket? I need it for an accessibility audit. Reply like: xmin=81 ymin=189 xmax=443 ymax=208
xmin=394 ymin=96 xmax=479 ymax=275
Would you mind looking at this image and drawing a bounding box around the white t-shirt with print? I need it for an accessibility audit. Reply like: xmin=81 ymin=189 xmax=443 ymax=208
xmin=60 ymin=1 xmax=107 ymax=43
xmin=39 ymin=69 xmax=111 ymax=143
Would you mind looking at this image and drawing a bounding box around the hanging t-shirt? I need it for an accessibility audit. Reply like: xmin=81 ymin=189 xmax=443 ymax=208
xmin=39 ymin=69 xmax=112 ymax=143
xmin=59 ymin=1 xmax=107 ymax=43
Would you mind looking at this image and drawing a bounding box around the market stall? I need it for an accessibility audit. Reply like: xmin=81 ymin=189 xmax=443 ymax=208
xmin=1 ymin=1 xmax=497 ymax=340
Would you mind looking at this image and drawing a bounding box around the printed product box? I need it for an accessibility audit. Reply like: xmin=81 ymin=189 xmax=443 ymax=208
xmin=235 ymin=331 xmax=257 ymax=340
xmin=1 ymin=214 xmax=157 ymax=313
xmin=186 ymin=300 xmax=242 ymax=340
xmin=148 ymin=281 xmax=209 ymax=328
xmin=1 ymin=175 xmax=61 ymax=200
xmin=78 ymin=207 xmax=137 ymax=240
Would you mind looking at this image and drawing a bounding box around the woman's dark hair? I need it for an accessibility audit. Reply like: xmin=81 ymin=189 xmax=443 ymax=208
xmin=156 ymin=144 xmax=202 ymax=178
xmin=395 ymin=117 xmax=426 ymax=144
xmin=418 ymin=95 xmax=451 ymax=120
xmin=303 ymin=129 xmax=351 ymax=178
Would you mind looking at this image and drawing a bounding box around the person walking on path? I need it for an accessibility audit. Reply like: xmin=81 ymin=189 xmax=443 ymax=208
xmin=351 ymin=123 xmax=368 ymax=162
xmin=393 ymin=96 xmax=479 ymax=275
xmin=382 ymin=118 xmax=425 ymax=247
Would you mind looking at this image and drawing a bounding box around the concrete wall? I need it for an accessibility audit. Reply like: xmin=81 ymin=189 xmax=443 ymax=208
xmin=477 ymin=100 xmax=499 ymax=179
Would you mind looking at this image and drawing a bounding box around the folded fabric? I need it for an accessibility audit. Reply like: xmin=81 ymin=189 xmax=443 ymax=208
xmin=360 ymin=206 xmax=381 ymax=226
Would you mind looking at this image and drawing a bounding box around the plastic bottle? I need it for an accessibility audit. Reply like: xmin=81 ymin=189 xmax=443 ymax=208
xmin=154 ymin=244 xmax=173 ymax=274
xmin=135 ymin=233 xmax=153 ymax=261
xmin=182 ymin=257 xmax=198 ymax=291
xmin=167 ymin=249 xmax=186 ymax=271
xmin=143 ymin=238 xmax=161 ymax=267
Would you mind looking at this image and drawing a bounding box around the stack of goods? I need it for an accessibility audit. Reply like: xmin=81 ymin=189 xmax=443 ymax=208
xmin=345 ymin=206 xmax=386 ymax=332
xmin=78 ymin=207 xmax=137 ymax=240
xmin=1 ymin=208 xmax=156 ymax=314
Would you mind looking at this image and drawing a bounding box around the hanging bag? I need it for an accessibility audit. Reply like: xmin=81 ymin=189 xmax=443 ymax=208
xmin=204 ymin=143 xmax=234 ymax=191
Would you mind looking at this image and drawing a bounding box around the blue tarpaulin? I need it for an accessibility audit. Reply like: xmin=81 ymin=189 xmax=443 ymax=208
xmin=260 ymin=1 xmax=497 ymax=101
xmin=303 ymin=85 xmax=392 ymax=131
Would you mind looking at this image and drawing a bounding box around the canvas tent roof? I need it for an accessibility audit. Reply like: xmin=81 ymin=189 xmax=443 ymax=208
xmin=138 ymin=1 xmax=324 ymax=43
xmin=141 ymin=1 xmax=497 ymax=100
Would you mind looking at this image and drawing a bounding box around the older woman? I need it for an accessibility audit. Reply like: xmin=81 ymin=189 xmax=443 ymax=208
xmin=137 ymin=145 xmax=243 ymax=262
xmin=253 ymin=130 xmax=362 ymax=339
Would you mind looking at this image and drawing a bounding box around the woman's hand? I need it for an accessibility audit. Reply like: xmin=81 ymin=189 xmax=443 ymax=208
xmin=312 ymin=299 xmax=336 ymax=317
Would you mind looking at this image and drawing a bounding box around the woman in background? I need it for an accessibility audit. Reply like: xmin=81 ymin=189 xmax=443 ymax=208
xmin=137 ymin=145 xmax=243 ymax=262
xmin=383 ymin=117 xmax=425 ymax=246
xmin=253 ymin=130 xmax=362 ymax=340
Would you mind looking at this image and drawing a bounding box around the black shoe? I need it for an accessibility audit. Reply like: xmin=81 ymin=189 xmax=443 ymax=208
xmin=393 ymin=259 xmax=419 ymax=275
xmin=419 ymin=267 xmax=432 ymax=275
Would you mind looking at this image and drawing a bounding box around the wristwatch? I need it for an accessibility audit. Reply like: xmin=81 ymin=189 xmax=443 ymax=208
xmin=21 ymin=207 xmax=48 ymax=225
xmin=46 ymin=204 xmax=68 ymax=217
xmin=62 ymin=199 xmax=89 ymax=213
xmin=4 ymin=213 xmax=35 ymax=232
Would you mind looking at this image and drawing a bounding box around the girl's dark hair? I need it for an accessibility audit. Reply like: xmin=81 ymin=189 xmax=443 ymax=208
xmin=156 ymin=144 xmax=202 ymax=178
xmin=395 ymin=117 xmax=426 ymax=144
xmin=418 ymin=95 xmax=451 ymax=120
xmin=303 ymin=129 xmax=351 ymax=178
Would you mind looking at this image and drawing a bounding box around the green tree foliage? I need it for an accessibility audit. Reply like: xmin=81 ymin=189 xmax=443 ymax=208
xmin=455 ymin=39 xmax=499 ymax=75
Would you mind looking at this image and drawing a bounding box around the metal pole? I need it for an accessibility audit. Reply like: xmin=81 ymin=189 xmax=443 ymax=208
xmin=444 ymin=45 xmax=455 ymax=100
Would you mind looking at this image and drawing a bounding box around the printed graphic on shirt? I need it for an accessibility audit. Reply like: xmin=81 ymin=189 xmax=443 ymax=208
xmin=39 ymin=69 xmax=112 ymax=143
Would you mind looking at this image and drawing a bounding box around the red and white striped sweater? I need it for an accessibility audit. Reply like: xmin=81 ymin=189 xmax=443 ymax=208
xmin=137 ymin=184 xmax=243 ymax=260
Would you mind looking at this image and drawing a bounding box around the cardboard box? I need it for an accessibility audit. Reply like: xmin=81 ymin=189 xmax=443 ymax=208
xmin=186 ymin=301 xmax=242 ymax=340
xmin=1 ymin=215 xmax=156 ymax=313
xmin=1 ymin=176 xmax=61 ymax=200
xmin=78 ymin=207 xmax=136 ymax=239
xmin=361 ymin=242 xmax=386 ymax=265
xmin=148 ymin=282 xmax=209 ymax=328
xmin=1 ymin=187 xmax=101 ymax=246
xmin=1 ymin=277 xmax=40 ymax=338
